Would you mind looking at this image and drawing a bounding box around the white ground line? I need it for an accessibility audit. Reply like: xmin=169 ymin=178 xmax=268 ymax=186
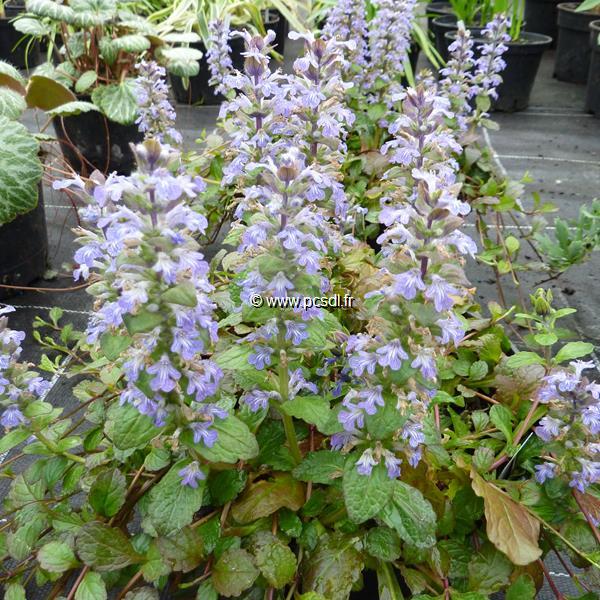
xmin=0 ymin=302 xmax=93 ymax=317
xmin=505 ymin=111 xmax=593 ymax=118
xmin=0 ymin=357 xmax=73 ymax=464
xmin=496 ymin=154 xmax=600 ymax=167
xmin=482 ymin=128 xmax=600 ymax=369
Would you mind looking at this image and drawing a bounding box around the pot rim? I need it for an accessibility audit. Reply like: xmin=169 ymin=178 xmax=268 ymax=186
xmin=558 ymin=1 xmax=600 ymax=14
xmin=446 ymin=30 xmax=553 ymax=45
xmin=590 ymin=18 xmax=600 ymax=31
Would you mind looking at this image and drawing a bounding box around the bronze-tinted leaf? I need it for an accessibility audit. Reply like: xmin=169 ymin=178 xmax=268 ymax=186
xmin=471 ymin=471 xmax=542 ymax=565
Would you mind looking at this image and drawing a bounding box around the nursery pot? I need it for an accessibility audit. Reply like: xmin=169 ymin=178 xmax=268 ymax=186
xmin=0 ymin=187 xmax=47 ymax=300
xmin=264 ymin=9 xmax=287 ymax=55
xmin=0 ymin=16 xmax=41 ymax=69
xmin=171 ymin=36 xmax=246 ymax=106
xmin=426 ymin=1 xmax=454 ymax=29
xmin=585 ymin=20 xmax=600 ymax=115
xmin=525 ymin=0 xmax=563 ymax=44
xmin=555 ymin=2 xmax=600 ymax=83
xmin=431 ymin=15 xmax=486 ymax=61
xmin=451 ymin=30 xmax=552 ymax=111
xmin=53 ymin=110 xmax=143 ymax=176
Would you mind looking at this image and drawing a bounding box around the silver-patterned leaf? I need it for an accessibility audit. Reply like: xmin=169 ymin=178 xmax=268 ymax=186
xmin=0 ymin=60 xmax=26 ymax=85
xmin=0 ymin=117 xmax=43 ymax=225
xmin=111 ymin=34 xmax=151 ymax=54
xmin=47 ymin=100 xmax=99 ymax=117
xmin=158 ymin=46 xmax=202 ymax=78
xmin=26 ymin=0 xmax=76 ymax=22
xmin=91 ymin=81 xmax=138 ymax=125
xmin=0 ymin=88 xmax=27 ymax=119
xmin=13 ymin=16 xmax=51 ymax=37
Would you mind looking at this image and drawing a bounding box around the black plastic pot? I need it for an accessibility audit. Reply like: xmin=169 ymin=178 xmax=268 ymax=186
xmin=555 ymin=2 xmax=600 ymax=83
xmin=53 ymin=110 xmax=143 ymax=176
xmin=0 ymin=17 xmax=41 ymax=69
xmin=264 ymin=9 xmax=287 ymax=54
xmin=0 ymin=188 xmax=47 ymax=299
xmin=432 ymin=15 xmax=486 ymax=61
xmin=585 ymin=20 xmax=600 ymax=114
xmin=171 ymin=36 xmax=246 ymax=106
xmin=449 ymin=30 xmax=552 ymax=111
xmin=525 ymin=0 xmax=563 ymax=44
xmin=426 ymin=1 xmax=454 ymax=29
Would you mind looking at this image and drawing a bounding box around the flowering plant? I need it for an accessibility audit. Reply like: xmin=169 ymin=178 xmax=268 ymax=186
xmin=0 ymin=23 xmax=599 ymax=600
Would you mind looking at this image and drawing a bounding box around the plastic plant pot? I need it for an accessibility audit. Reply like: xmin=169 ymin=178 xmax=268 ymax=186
xmin=0 ymin=17 xmax=41 ymax=69
xmin=170 ymin=35 xmax=246 ymax=106
xmin=53 ymin=111 xmax=143 ymax=176
xmin=525 ymin=0 xmax=563 ymax=45
xmin=447 ymin=30 xmax=553 ymax=111
xmin=555 ymin=2 xmax=600 ymax=83
xmin=0 ymin=188 xmax=47 ymax=300
xmin=426 ymin=1 xmax=454 ymax=29
xmin=432 ymin=14 xmax=486 ymax=61
xmin=585 ymin=20 xmax=600 ymax=114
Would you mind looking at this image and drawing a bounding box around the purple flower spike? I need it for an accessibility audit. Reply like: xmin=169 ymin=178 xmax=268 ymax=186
xmin=148 ymin=354 xmax=181 ymax=393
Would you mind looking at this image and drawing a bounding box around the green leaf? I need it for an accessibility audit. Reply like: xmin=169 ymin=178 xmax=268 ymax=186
xmin=196 ymin=581 xmax=218 ymax=600
xmin=26 ymin=74 xmax=76 ymax=110
xmin=144 ymin=447 xmax=171 ymax=471
xmin=365 ymin=526 xmax=401 ymax=561
xmin=91 ymin=81 xmax=138 ymax=125
xmin=469 ymin=360 xmax=488 ymax=381
xmin=144 ymin=460 xmax=205 ymax=537
xmin=554 ymin=341 xmax=595 ymax=363
xmin=158 ymin=526 xmax=204 ymax=572
xmin=0 ymin=116 xmax=43 ymax=225
xmin=75 ymin=70 xmax=98 ymax=94
xmin=301 ymin=534 xmax=363 ymax=600
xmin=183 ymin=416 xmax=258 ymax=464
xmin=0 ymin=429 xmax=30 ymax=454
xmin=231 ymin=474 xmax=305 ymax=524
xmin=212 ymin=548 xmax=259 ymax=597
xmin=4 ymin=583 xmax=26 ymax=600
xmin=467 ymin=543 xmax=512 ymax=594
xmin=48 ymin=100 xmax=99 ymax=117
xmin=251 ymin=532 xmax=297 ymax=588
xmin=280 ymin=395 xmax=331 ymax=430
xmin=76 ymin=522 xmax=142 ymax=572
xmin=105 ymin=402 xmax=161 ymax=451
xmin=100 ymin=332 xmax=132 ymax=361
xmin=37 ymin=541 xmax=78 ymax=573
xmin=214 ymin=344 xmax=253 ymax=370
xmin=506 ymin=352 xmax=544 ymax=369
xmin=292 ymin=451 xmax=345 ymax=484
xmin=208 ymin=470 xmax=247 ymax=505
xmin=506 ymin=574 xmax=536 ymax=600
xmin=378 ymin=481 xmax=437 ymax=548
xmin=141 ymin=541 xmax=170 ymax=582
xmin=0 ymin=88 xmax=27 ymax=119
xmin=533 ymin=332 xmax=558 ymax=346
xmin=162 ymin=281 xmax=198 ymax=307
xmin=343 ymin=457 xmax=395 ymax=524
xmin=89 ymin=468 xmax=126 ymax=517
xmin=75 ymin=571 xmax=107 ymax=600
xmin=123 ymin=588 xmax=159 ymax=600
xmin=123 ymin=309 xmax=164 ymax=334
xmin=490 ymin=404 xmax=513 ymax=443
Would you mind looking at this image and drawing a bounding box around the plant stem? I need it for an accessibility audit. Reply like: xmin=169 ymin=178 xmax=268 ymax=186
xmin=277 ymin=327 xmax=302 ymax=465
xmin=538 ymin=559 xmax=565 ymax=600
